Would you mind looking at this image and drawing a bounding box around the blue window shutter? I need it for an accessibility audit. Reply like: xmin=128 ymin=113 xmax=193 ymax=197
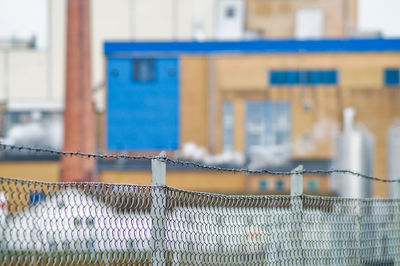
xmin=298 ymin=70 xmax=309 ymax=85
xmin=287 ymin=71 xmax=299 ymax=85
xmin=270 ymin=71 xmax=286 ymax=85
xmin=331 ymin=70 xmax=337 ymax=84
xmin=269 ymin=69 xmax=337 ymax=86
xmin=269 ymin=71 xmax=278 ymax=85
xmin=309 ymin=70 xmax=320 ymax=85
xmin=320 ymin=70 xmax=330 ymax=84
xmin=385 ymin=69 xmax=400 ymax=87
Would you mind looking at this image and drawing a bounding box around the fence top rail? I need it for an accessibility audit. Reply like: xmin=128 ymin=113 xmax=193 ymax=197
xmin=0 ymin=142 xmax=398 ymax=183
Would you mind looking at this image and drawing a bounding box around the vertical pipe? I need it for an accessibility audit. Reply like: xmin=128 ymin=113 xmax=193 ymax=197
xmin=208 ymin=56 xmax=216 ymax=153
xmin=151 ymin=151 xmax=167 ymax=265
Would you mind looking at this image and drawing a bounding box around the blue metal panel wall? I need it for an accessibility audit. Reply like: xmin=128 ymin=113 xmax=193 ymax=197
xmin=106 ymin=57 xmax=179 ymax=150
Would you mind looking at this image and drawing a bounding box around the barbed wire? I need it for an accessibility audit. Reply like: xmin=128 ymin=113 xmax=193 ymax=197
xmin=1 ymin=142 xmax=399 ymax=183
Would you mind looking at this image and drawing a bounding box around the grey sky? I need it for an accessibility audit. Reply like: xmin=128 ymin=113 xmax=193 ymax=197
xmin=0 ymin=0 xmax=48 ymax=48
xmin=0 ymin=0 xmax=399 ymax=49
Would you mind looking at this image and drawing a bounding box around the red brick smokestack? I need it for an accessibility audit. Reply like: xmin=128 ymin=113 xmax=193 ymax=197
xmin=62 ymin=0 xmax=96 ymax=182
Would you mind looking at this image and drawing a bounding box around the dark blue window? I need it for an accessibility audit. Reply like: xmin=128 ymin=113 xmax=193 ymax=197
xmin=308 ymin=180 xmax=318 ymax=191
xmin=270 ymin=71 xmax=286 ymax=84
xmin=276 ymin=180 xmax=285 ymax=191
xmin=29 ymin=192 xmax=45 ymax=206
xmin=384 ymin=69 xmax=400 ymax=87
xmin=269 ymin=69 xmax=337 ymax=86
xmin=286 ymin=71 xmax=299 ymax=85
xmin=259 ymin=180 xmax=268 ymax=190
xmin=133 ymin=59 xmax=155 ymax=82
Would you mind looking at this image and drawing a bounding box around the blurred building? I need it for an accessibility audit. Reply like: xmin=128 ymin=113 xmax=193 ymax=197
xmin=0 ymin=0 xmax=399 ymax=197
xmin=103 ymin=39 xmax=400 ymax=197
xmin=246 ymin=0 xmax=359 ymax=38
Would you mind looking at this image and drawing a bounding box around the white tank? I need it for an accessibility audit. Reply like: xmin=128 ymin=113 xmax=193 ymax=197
xmin=388 ymin=121 xmax=400 ymax=198
xmin=332 ymin=108 xmax=373 ymax=198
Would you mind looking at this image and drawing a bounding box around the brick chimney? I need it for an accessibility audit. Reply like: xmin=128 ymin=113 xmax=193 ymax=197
xmin=62 ymin=0 xmax=96 ymax=182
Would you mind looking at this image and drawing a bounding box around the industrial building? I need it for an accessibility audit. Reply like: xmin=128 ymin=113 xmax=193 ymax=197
xmin=0 ymin=0 xmax=399 ymax=199
xmin=102 ymin=38 xmax=400 ymax=197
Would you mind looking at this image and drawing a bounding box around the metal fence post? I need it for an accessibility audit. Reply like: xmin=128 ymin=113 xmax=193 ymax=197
xmin=291 ymin=165 xmax=303 ymax=265
xmin=151 ymin=151 xmax=167 ymax=265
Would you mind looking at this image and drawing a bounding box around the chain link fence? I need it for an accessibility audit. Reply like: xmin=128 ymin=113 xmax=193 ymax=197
xmin=0 ymin=177 xmax=399 ymax=265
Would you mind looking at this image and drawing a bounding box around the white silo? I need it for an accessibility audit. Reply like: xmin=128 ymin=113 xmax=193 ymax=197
xmin=388 ymin=121 xmax=400 ymax=198
xmin=332 ymin=108 xmax=373 ymax=198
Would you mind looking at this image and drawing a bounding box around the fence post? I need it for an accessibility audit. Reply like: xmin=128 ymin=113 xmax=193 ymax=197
xmin=151 ymin=151 xmax=167 ymax=266
xmin=290 ymin=165 xmax=303 ymax=265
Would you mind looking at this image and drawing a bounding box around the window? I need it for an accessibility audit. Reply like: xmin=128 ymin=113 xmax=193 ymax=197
xmin=86 ymin=217 xmax=94 ymax=227
xmin=74 ymin=217 xmax=81 ymax=227
xmin=259 ymin=180 xmax=268 ymax=190
xmin=62 ymin=241 xmax=70 ymax=250
xmin=276 ymin=180 xmax=285 ymax=191
xmin=384 ymin=69 xmax=400 ymax=87
xmin=217 ymin=216 xmax=225 ymax=225
xmin=29 ymin=192 xmax=45 ymax=206
xmin=133 ymin=59 xmax=155 ymax=82
xmin=86 ymin=240 xmax=95 ymax=250
xmin=223 ymin=101 xmax=234 ymax=152
xmin=269 ymin=70 xmax=337 ymax=86
xmin=308 ymin=180 xmax=318 ymax=191
xmin=246 ymin=101 xmax=291 ymax=153
xmin=225 ymin=6 xmax=235 ymax=18
xmin=57 ymin=200 xmax=66 ymax=209
xmin=49 ymin=241 xmax=58 ymax=251
xmin=295 ymin=8 xmax=324 ymax=39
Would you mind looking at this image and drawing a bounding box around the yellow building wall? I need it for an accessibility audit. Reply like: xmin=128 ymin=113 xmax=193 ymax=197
xmin=0 ymin=161 xmax=60 ymax=213
xmin=100 ymin=169 xmax=330 ymax=194
xmin=246 ymin=0 xmax=358 ymax=39
xmin=0 ymin=161 xmax=60 ymax=182
xmin=180 ymin=56 xmax=209 ymax=148
xmin=248 ymin=174 xmax=331 ymax=195
xmin=100 ymin=170 xmax=247 ymax=193
xmin=177 ymin=52 xmax=400 ymax=197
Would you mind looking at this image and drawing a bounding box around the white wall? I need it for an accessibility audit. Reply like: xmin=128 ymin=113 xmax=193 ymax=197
xmin=0 ymin=52 xmax=5 ymax=102
xmin=8 ymin=51 xmax=47 ymax=101
xmin=48 ymin=0 xmax=66 ymax=102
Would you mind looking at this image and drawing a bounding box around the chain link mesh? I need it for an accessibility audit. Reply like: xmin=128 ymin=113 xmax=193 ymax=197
xmin=0 ymin=177 xmax=399 ymax=265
